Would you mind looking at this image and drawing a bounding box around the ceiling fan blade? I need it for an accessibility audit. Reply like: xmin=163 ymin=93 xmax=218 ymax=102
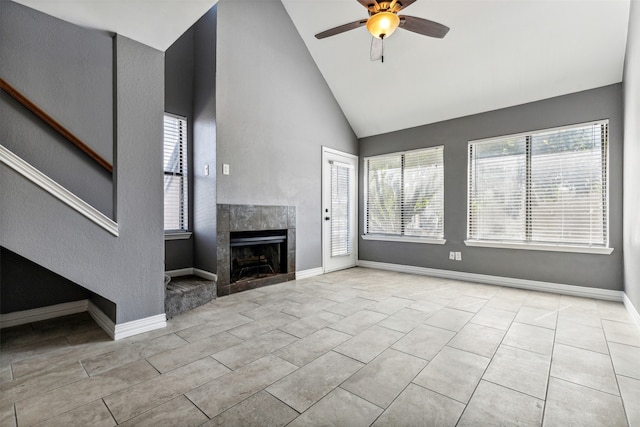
xmin=395 ymin=0 xmax=417 ymax=11
xmin=356 ymin=0 xmax=374 ymax=10
xmin=315 ymin=19 xmax=368 ymax=39
xmin=399 ymin=15 xmax=450 ymax=38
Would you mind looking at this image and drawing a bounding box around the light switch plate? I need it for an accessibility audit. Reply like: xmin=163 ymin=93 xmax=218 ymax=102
xmin=223 ymin=163 xmax=230 ymax=175
xmin=204 ymin=164 xmax=209 ymax=176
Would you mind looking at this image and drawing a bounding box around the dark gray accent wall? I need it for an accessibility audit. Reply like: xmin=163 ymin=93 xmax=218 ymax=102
xmin=623 ymin=0 xmax=640 ymax=312
xmin=359 ymin=85 xmax=623 ymax=291
xmin=0 ymin=1 xmax=114 ymax=218
xmin=1 ymin=247 xmax=89 ymax=313
xmin=0 ymin=31 xmax=165 ymax=323
xmin=165 ymin=27 xmax=195 ymax=271
xmin=192 ymin=6 xmax=219 ymax=273
xmin=215 ymin=0 xmax=358 ymax=271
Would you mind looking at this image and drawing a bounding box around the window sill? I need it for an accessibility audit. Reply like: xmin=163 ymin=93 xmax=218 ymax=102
xmin=362 ymin=235 xmax=446 ymax=245
xmin=464 ymin=240 xmax=613 ymax=255
xmin=165 ymin=231 xmax=192 ymax=241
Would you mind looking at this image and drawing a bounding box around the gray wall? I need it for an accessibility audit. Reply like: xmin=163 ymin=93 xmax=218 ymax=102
xmin=216 ymin=0 xmax=358 ymax=271
xmin=192 ymin=6 xmax=218 ymax=273
xmin=164 ymin=27 xmax=195 ymax=271
xmin=1 ymin=247 xmax=89 ymax=313
xmin=0 ymin=17 xmax=165 ymax=325
xmin=623 ymin=0 xmax=640 ymax=312
xmin=359 ymin=85 xmax=623 ymax=291
xmin=0 ymin=1 xmax=114 ymax=218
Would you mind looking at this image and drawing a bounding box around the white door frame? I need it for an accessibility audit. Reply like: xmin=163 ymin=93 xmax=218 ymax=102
xmin=322 ymin=146 xmax=358 ymax=273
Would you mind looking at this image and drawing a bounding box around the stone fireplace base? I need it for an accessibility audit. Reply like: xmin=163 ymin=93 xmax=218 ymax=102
xmin=217 ymin=204 xmax=295 ymax=296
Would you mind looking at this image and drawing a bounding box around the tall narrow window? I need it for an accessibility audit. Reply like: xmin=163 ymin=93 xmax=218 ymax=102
xmin=330 ymin=161 xmax=352 ymax=257
xmin=164 ymin=114 xmax=188 ymax=232
xmin=364 ymin=146 xmax=444 ymax=242
xmin=467 ymin=120 xmax=609 ymax=251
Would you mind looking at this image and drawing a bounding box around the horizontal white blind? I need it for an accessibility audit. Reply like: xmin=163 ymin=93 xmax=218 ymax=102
xmin=529 ymin=123 xmax=607 ymax=245
xmin=164 ymin=114 xmax=188 ymax=231
xmin=330 ymin=161 xmax=352 ymax=257
xmin=468 ymin=121 xmax=608 ymax=247
xmin=366 ymin=146 xmax=444 ymax=239
xmin=468 ymin=136 xmax=527 ymax=241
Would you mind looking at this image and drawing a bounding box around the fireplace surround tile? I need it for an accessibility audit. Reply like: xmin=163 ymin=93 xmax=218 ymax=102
xmin=230 ymin=205 xmax=260 ymax=232
xmin=217 ymin=204 xmax=296 ymax=297
xmin=288 ymin=206 xmax=296 ymax=229
xmin=217 ymin=204 xmax=230 ymax=232
xmin=263 ymin=206 xmax=289 ymax=230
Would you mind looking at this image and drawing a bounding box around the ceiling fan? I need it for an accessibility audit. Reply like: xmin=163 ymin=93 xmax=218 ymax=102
xmin=315 ymin=0 xmax=449 ymax=62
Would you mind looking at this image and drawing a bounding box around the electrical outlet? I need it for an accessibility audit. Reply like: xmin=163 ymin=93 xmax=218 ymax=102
xmin=455 ymin=252 xmax=462 ymax=261
xmin=449 ymin=251 xmax=455 ymax=260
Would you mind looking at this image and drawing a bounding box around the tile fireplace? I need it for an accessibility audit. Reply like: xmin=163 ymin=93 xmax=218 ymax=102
xmin=216 ymin=204 xmax=295 ymax=296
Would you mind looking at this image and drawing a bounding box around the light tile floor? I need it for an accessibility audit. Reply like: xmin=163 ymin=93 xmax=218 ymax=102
xmin=1 ymin=267 xmax=639 ymax=426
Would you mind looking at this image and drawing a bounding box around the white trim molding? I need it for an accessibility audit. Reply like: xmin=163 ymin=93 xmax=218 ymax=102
xmin=0 ymin=300 xmax=166 ymax=340
xmin=87 ymin=301 xmax=116 ymax=338
xmin=112 ymin=314 xmax=166 ymax=340
xmin=88 ymin=302 xmax=166 ymax=340
xmin=165 ymin=231 xmax=193 ymax=241
xmin=165 ymin=268 xmax=217 ymax=282
xmin=0 ymin=300 xmax=88 ymax=329
xmin=193 ymin=268 xmax=217 ymax=281
xmin=356 ymin=260 xmax=624 ymax=302
xmin=296 ymin=267 xmax=324 ymax=280
xmin=464 ymin=240 xmax=613 ymax=255
xmin=166 ymin=268 xmax=193 ymax=277
xmin=362 ymin=235 xmax=446 ymax=245
xmin=0 ymin=145 xmax=118 ymax=236
xmin=623 ymin=294 xmax=640 ymax=328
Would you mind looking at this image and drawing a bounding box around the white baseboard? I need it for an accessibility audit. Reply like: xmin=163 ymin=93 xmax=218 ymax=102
xmin=623 ymin=294 xmax=640 ymax=328
xmin=0 ymin=300 xmax=166 ymax=341
xmin=0 ymin=300 xmax=89 ymax=329
xmin=165 ymin=268 xmax=193 ymax=277
xmin=356 ymin=260 xmax=624 ymax=302
xmin=165 ymin=268 xmax=217 ymax=282
xmin=296 ymin=267 xmax=324 ymax=280
xmin=87 ymin=301 xmax=116 ymax=339
xmin=112 ymin=314 xmax=166 ymax=340
xmin=193 ymin=268 xmax=217 ymax=281
xmin=87 ymin=302 xmax=166 ymax=340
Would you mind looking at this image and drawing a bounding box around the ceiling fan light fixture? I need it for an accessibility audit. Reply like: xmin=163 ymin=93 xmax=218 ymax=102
xmin=366 ymin=11 xmax=400 ymax=39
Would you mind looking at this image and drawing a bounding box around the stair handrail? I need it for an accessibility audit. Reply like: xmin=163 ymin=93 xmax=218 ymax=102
xmin=0 ymin=78 xmax=113 ymax=174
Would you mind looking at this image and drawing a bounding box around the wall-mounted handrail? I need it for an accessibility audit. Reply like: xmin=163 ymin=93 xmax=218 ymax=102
xmin=0 ymin=78 xmax=113 ymax=174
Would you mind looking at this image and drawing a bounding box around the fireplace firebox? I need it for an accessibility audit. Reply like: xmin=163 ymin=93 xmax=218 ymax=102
xmin=230 ymin=230 xmax=287 ymax=283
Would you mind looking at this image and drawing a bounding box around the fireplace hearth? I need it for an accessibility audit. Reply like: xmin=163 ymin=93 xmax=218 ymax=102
xmin=217 ymin=204 xmax=295 ymax=296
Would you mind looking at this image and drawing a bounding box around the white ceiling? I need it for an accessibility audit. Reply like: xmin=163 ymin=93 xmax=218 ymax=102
xmin=15 ymin=0 xmax=630 ymax=138
xmin=13 ymin=0 xmax=218 ymax=52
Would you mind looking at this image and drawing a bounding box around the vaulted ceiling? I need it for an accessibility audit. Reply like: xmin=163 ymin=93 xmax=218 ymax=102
xmin=14 ymin=0 xmax=631 ymax=138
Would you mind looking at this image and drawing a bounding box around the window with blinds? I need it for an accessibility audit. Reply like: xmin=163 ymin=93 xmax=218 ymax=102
xmin=330 ymin=161 xmax=352 ymax=257
xmin=164 ymin=114 xmax=188 ymax=232
xmin=364 ymin=146 xmax=444 ymax=240
xmin=467 ymin=120 xmax=608 ymax=248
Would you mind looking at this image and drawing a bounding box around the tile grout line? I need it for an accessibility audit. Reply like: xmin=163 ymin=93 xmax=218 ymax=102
xmin=539 ymin=300 xmax=560 ymax=426
xmin=454 ymin=301 xmax=519 ymax=426
xmin=600 ymin=313 xmax=631 ymax=427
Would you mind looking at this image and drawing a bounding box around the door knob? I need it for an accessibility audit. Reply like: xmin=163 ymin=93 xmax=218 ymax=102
xmin=325 ymin=216 xmax=330 ymax=221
